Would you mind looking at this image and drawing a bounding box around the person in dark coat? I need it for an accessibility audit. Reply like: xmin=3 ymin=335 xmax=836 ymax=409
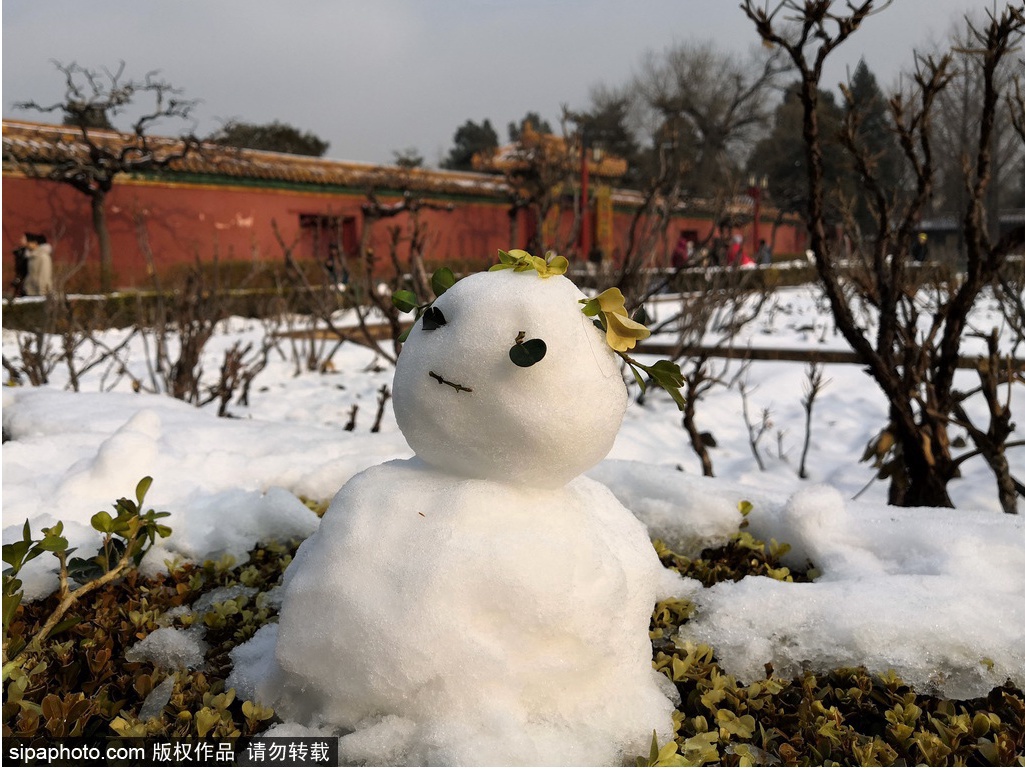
xmin=911 ymin=232 xmax=929 ymax=263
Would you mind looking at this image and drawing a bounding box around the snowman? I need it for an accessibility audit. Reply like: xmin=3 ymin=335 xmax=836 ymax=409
xmin=240 ymin=255 xmax=684 ymax=766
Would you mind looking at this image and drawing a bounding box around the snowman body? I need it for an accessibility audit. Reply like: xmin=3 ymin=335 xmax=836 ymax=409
xmin=264 ymin=270 xmax=678 ymax=765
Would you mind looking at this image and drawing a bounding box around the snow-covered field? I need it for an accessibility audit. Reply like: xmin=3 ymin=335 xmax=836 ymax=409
xmin=3 ymin=280 xmax=1024 ymax=761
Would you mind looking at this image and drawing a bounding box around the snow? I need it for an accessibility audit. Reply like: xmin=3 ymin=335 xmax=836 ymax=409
xmin=393 ymin=270 xmax=626 ymax=486
xmin=125 ymin=627 xmax=208 ymax=671
xmin=252 ymin=270 xmax=679 ymax=765
xmin=3 ymin=277 xmax=1024 ymax=765
xmin=251 ymin=460 xmax=682 ymax=765
xmin=676 ymin=484 xmax=1025 ymax=700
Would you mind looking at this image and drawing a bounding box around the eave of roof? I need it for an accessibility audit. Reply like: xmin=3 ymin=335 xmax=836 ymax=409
xmin=2 ymin=119 xmax=512 ymax=200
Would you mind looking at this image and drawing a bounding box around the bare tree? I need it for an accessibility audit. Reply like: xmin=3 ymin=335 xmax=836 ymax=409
xmin=742 ymin=1 xmax=1025 ymax=510
xmin=633 ymin=41 xmax=789 ymax=197
xmin=8 ymin=61 xmax=200 ymax=292
xmin=799 ymin=362 xmax=830 ymax=479
xmin=646 ymin=267 xmax=778 ymax=476
xmin=929 ymin=11 xmax=1025 ymax=244
xmin=355 ymin=189 xmax=454 ymax=361
xmin=605 ymin=41 xmax=787 ymax=306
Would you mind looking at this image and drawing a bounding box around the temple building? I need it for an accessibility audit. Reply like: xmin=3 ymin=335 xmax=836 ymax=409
xmin=2 ymin=119 xmax=804 ymax=290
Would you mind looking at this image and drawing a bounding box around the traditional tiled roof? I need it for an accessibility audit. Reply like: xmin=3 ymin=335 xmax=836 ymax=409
xmin=473 ymin=124 xmax=629 ymax=179
xmin=2 ymin=119 xmax=510 ymax=199
xmin=2 ymin=119 xmax=791 ymax=221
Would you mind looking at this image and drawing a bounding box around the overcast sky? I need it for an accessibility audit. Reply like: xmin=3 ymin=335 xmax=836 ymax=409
xmin=3 ymin=0 xmax=989 ymax=167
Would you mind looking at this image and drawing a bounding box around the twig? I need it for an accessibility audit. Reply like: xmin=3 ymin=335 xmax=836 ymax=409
xmin=429 ymin=370 xmax=473 ymax=393
xmin=371 ymin=385 xmax=391 ymax=433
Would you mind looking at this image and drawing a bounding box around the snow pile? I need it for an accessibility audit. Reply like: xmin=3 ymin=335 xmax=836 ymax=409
xmin=1 ymin=386 xmax=408 ymax=600
xmin=3 ymin=278 xmax=1024 ymax=762
xmin=728 ymin=484 xmax=1025 ymax=700
xmin=588 ymin=460 xmax=743 ymax=556
xmin=591 ymin=472 xmax=1025 ymax=701
xmin=239 ymin=270 xmax=681 ymax=765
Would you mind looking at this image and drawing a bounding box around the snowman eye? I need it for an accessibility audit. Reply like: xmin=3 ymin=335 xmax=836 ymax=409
xmin=509 ymin=331 xmax=547 ymax=367
xmin=422 ymin=306 xmax=447 ymax=331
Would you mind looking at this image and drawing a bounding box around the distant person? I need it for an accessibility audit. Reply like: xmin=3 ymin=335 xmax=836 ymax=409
xmin=671 ymin=233 xmax=690 ymax=270
xmin=727 ymin=234 xmax=751 ymax=267
xmin=911 ymin=232 xmax=929 ymax=263
xmin=325 ymin=243 xmax=340 ymax=284
xmin=586 ymin=244 xmax=603 ymax=276
xmin=710 ymin=236 xmax=727 ymax=267
xmin=22 ymin=232 xmax=53 ymax=296
xmin=11 ymin=242 xmax=29 ymax=297
xmin=755 ymin=239 xmax=772 ymax=266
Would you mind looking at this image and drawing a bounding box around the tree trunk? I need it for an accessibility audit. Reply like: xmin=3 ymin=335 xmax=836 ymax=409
xmin=682 ymin=407 xmax=714 ymax=477
xmin=989 ymin=451 xmax=1018 ymax=514
xmin=900 ymin=460 xmax=955 ymax=508
xmin=890 ymin=417 xmax=956 ymax=508
xmin=91 ymin=191 xmax=113 ymax=293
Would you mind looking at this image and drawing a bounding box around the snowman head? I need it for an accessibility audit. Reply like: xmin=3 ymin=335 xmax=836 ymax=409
xmin=392 ymin=269 xmax=628 ymax=488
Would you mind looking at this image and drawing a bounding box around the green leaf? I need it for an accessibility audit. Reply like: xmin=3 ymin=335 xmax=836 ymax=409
xmin=38 ymin=534 xmax=69 ymax=553
xmin=628 ymin=362 xmax=647 ymax=393
xmin=116 ymin=497 xmax=139 ymax=517
xmin=509 ymin=338 xmax=547 ymax=367
xmin=431 ymin=267 xmax=456 ymax=297
xmin=392 ymin=290 xmax=418 ymax=313
xmin=135 ymin=476 xmax=153 ymax=505
xmin=579 ymin=297 xmax=601 ymax=317
xmin=91 ymin=511 xmax=114 ymax=534
xmin=497 ymin=249 xmax=517 ymax=265
xmin=631 ymin=358 xmax=685 ymax=411
xmin=3 ymin=541 xmax=30 ymax=571
xmin=3 ymin=590 xmax=23 ymax=632
xmin=649 ymin=359 xmax=685 ymax=389
xmin=48 ymin=615 xmax=83 ymax=638
xmin=67 ymin=557 xmax=103 ymax=586
xmin=633 ymin=305 xmax=653 ymax=326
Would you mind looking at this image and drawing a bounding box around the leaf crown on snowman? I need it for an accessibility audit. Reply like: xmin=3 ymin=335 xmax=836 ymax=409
xmin=392 ymin=249 xmax=685 ymax=410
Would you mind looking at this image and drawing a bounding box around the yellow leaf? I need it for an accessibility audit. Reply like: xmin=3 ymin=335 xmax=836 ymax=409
xmin=593 ymin=287 xmax=628 ymax=315
xmin=490 ymin=248 xmax=568 ymax=278
xmin=605 ymin=309 xmax=651 ymax=352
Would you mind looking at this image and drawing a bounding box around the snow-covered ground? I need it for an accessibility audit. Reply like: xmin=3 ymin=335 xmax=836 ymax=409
xmin=3 ymin=282 xmax=1024 ymax=747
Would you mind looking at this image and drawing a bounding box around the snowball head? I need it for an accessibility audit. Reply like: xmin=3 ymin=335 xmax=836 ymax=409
xmin=392 ymin=269 xmax=627 ymax=487
xmin=257 ymin=459 xmax=678 ymax=765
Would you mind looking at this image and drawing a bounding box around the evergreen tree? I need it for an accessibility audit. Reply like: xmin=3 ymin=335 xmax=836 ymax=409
xmin=441 ymin=118 xmax=499 ymax=171
xmin=508 ymin=112 xmax=553 ymax=142
xmin=845 ymin=59 xmax=905 ymax=238
xmin=749 ymin=82 xmax=853 ymax=226
xmin=392 ymin=147 xmax=424 ymax=169
xmin=209 ymin=120 xmax=329 ymax=157
xmin=62 ymin=104 xmax=113 ymax=130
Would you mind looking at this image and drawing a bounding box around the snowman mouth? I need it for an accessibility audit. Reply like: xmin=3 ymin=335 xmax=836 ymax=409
xmin=429 ymin=370 xmax=473 ymax=394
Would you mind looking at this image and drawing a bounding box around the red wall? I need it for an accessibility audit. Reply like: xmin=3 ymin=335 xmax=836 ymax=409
xmin=2 ymin=174 xmax=805 ymax=290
